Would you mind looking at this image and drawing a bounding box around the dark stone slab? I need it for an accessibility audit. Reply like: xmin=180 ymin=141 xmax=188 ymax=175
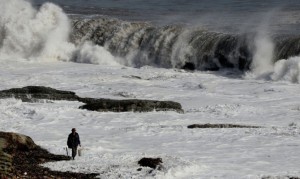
xmin=79 ymin=98 xmax=183 ymax=113
xmin=187 ymin=123 xmax=261 ymax=129
xmin=0 ymin=86 xmax=80 ymax=102
xmin=262 ymin=176 xmax=300 ymax=179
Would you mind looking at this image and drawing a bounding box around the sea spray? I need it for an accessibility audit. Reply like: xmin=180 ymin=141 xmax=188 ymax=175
xmin=247 ymin=36 xmax=300 ymax=83
xmin=271 ymin=57 xmax=300 ymax=83
xmin=0 ymin=0 xmax=119 ymax=65
xmin=251 ymin=31 xmax=274 ymax=77
xmin=249 ymin=19 xmax=300 ymax=83
xmin=0 ymin=0 xmax=74 ymax=60
xmin=0 ymin=0 xmax=37 ymax=58
xmin=36 ymin=3 xmax=75 ymax=61
xmin=73 ymin=41 xmax=120 ymax=65
xmin=249 ymin=11 xmax=275 ymax=79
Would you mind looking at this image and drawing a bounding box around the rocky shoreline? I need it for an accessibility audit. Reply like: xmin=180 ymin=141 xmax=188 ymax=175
xmin=0 ymin=131 xmax=167 ymax=178
xmin=0 ymin=131 xmax=168 ymax=178
xmin=0 ymin=86 xmax=183 ymax=178
xmin=0 ymin=131 xmax=98 ymax=178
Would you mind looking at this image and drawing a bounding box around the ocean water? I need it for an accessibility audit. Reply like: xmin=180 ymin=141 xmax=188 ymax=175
xmin=32 ymin=0 xmax=300 ymax=34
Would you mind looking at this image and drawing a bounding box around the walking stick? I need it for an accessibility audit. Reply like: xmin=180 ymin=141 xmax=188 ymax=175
xmin=65 ymin=147 xmax=69 ymax=156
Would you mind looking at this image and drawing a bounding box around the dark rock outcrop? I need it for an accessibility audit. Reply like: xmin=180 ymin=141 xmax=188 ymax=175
xmin=79 ymin=98 xmax=183 ymax=113
xmin=138 ymin=158 xmax=163 ymax=170
xmin=0 ymin=86 xmax=184 ymax=113
xmin=187 ymin=123 xmax=261 ymax=129
xmin=262 ymin=176 xmax=300 ymax=179
xmin=181 ymin=62 xmax=196 ymax=71
xmin=0 ymin=131 xmax=98 ymax=178
xmin=0 ymin=86 xmax=80 ymax=102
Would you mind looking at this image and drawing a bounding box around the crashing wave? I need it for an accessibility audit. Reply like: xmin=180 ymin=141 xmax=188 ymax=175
xmin=71 ymin=17 xmax=253 ymax=70
xmin=70 ymin=17 xmax=300 ymax=83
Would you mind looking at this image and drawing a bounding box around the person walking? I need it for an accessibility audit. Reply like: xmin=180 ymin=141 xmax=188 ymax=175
xmin=67 ymin=128 xmax=81 ymax=160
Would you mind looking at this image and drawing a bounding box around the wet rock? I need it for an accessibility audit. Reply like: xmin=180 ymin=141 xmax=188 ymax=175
xmin=187 ymin=123 xmax=261 ymax=129
xmin=138 ymin=157 xmax=163 ymax=170
xmin=0 ymin=86 xmax=184 ymax=113
xmin=122 ymin=75 xmax=142 ymax=80
xmin=181 ymin=62 xmax=196 ymax=71
xmin=0 ymin=150 xmax=12 ymax=178
xmin=262 ymin=176 xmax=300 ymax=179
xmin=79 ymin=99 xmax=183 ymax=113
xmin=0 ymin=132 xmax=37 ymax=152
xmin=0 ymin=86 xmax=80 ymax=102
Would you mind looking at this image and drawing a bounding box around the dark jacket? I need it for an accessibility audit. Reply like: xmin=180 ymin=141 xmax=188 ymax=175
xmin=67 ymin=132 xmax=81 ymax=148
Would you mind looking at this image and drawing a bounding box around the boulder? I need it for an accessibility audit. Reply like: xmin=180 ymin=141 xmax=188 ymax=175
xmin=138 ymin=157 xmax=163 ymax=170
xmin=0 ymin=132 xmax=37 ymax=152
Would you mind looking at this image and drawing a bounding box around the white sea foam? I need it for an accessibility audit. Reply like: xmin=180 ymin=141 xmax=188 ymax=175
xmin=245 ymin=21 xmax=300 ymax=83
xmin=73 ymin=41 xmax=120 ymax=66
xmin=1 ymin=61 xmax=300 ymax=178
xmin=271 ymin=57 xmax=300 ymax=83
xmin=249 ymin=31 xmax=300 ymax=83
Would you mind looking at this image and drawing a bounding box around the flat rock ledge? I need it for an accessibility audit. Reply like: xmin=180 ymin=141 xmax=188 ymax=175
xmin=262 ymin=176 xmax=300 ymax=179
xmin=0 ymin=131 xmax=98 ymax=178
xmin=79 ymin=98 xmax=183 ymax=112
xmin=187 ymin=123 xmax=261 ymax=129
xmin=0 ymin=86 xmax=79 ymax=102
xmin=0 ymin=86 xmax=183 ymax=113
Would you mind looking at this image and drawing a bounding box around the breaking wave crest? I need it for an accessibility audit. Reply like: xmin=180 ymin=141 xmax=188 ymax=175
xmin=71 ymin=18 xmax=252 ymax=71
